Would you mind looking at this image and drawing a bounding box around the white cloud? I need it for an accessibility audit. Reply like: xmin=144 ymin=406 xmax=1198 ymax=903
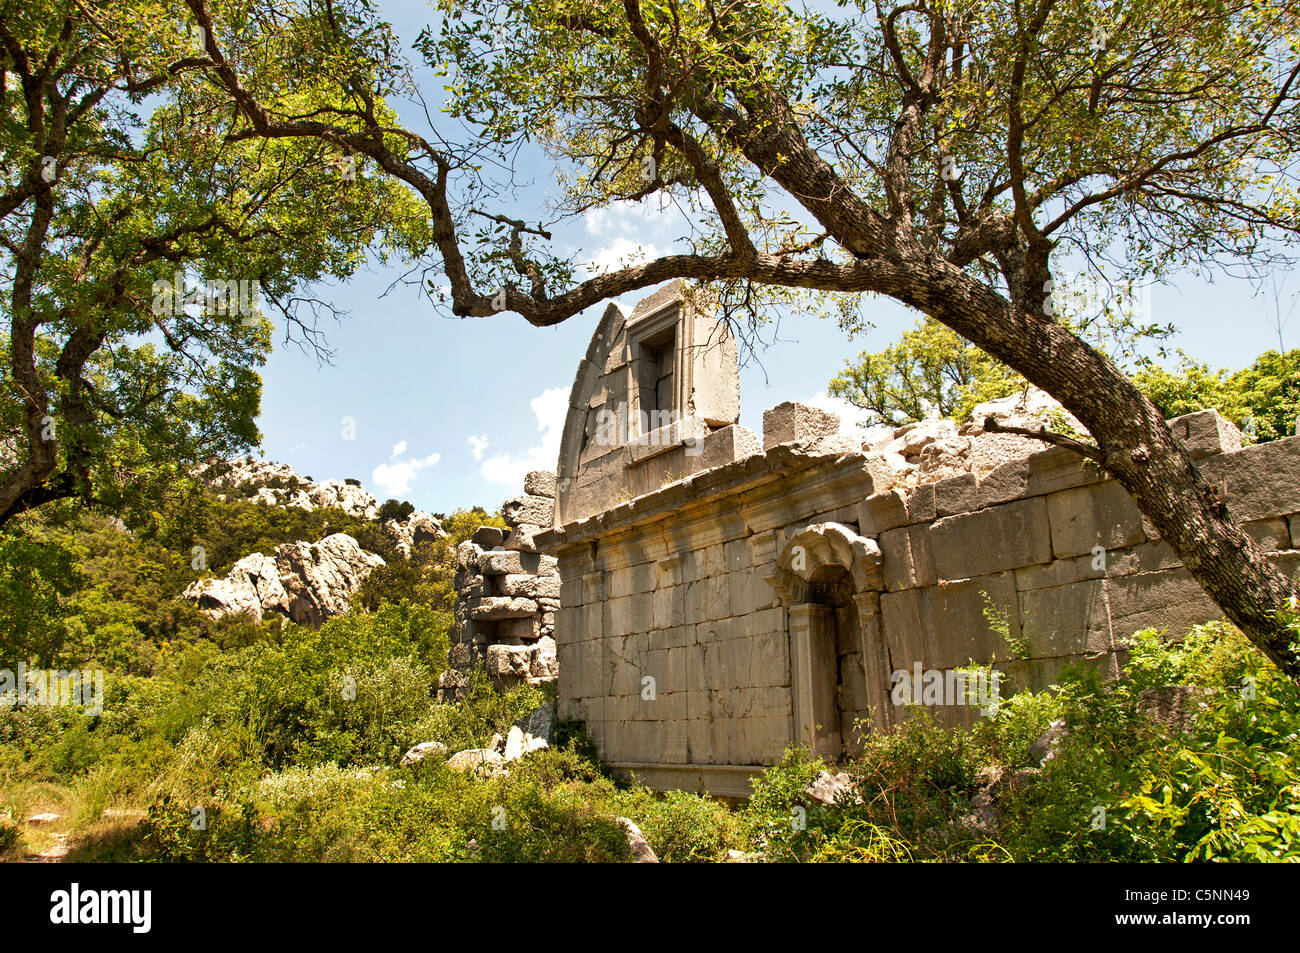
xmin=581 ymin=237 xmax=664 ymax=278
xmin=371 ymin=450 xmax=440 ymax=496
xmin=479 ymin=386 xmax=569 ymax=486
xmin=391 ymin=440 xmax=407 ymax=458
xmin=583 ymin=200 xmax=679 ymax=238
xmin=468 ymin=434 xmax=489 ymax=461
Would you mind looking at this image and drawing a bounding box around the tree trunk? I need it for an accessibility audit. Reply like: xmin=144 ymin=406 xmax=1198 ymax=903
xmin=900 ymin=252 xmax=1299 ymax=677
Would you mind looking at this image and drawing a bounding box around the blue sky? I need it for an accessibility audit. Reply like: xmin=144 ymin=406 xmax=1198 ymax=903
xmin=251 ymin=1 xmax=1299 ymax=516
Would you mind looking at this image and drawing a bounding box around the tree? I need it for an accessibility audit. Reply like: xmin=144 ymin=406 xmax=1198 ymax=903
xmin=829 ymin=316 xmax=1022 ymax=425
xmin=182 ymin=0 xmax=1300 ymax=674
xmin=0 ymin=0 xmax=428 ymax=530
xmin=1134 ymin=347 xmax=1300 ymax=443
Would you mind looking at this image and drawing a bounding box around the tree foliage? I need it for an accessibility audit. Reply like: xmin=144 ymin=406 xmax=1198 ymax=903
xmin=0 ymin=0 xmax=429 ymax=528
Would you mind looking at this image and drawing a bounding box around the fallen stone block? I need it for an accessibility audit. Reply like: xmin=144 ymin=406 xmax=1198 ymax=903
xmin=762 ymin=401 xmax=841 ymax=450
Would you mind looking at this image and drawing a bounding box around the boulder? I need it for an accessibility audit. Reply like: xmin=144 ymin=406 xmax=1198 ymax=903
xmin=502 ymin=726 xmax=549 ymax=762
xmin=762 ymin=402 xmax=841 ymax=450
xmin=400 ymin=741 xmax=448 ymax=766
xmin=471 ymin=526 xmax=506 ymax=549
xmin=445 ymin=748 xmax=506 ymax=777
xmin=504 ymin=523 xmax=542 ymax=553
xmin=502 ymin=494 xmax=555 ymax=529
xmin=530 ymin=637 xmax=559 ymax=680
xmin=804 ymin=770 xmax=858 ymax=807
xmin=486 ymin=643 xmax=534 ymax=678
xmin=276 ymin=534 xmax=385 ymax=627
xmin=513 ymin=702 xmax=557 ymax=745
xmin=523 ymin=470 xmax=557 ymax=499
xmin=615 ymin=817 xmax=659 ymax=863
xmin=470 ymin=597 xmax=539 ymax=621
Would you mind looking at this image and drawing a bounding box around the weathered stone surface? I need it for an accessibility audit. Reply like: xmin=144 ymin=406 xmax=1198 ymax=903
xmin=400 ymin=741 xmax=447 ymax=766
xmin=445 ymin=748 xmax=506 ymax=777
xmin=689 ymin=424 xmax=762 ymax=473
xmin=504 ymin=523 xmax=542 ymax=553
xmin=183 ymin=552 xmax=288 ymax=622
xmin=1201 ymin=438 xmax=1300 ymax=521
xmin=514 ymin=702 xmax=557 ymax=744
xmin=805 ymin=770 xmax=858 ymax=806
xmin=479 ymin=549 xmax=541 ymax=576
xmin=503 ymin=494 xmax=555 ymax=529
xmin=762 ymin=401 xmax=841 ymax=450
xmin=472 ymin=597 xmax=539 ymax=621
xmin=1167 ymin=409 xmax=1242 ymax=459
xmin=471 ymin=526 xmax=506 ymax=548
xmin=616 ymin=817 xmax=659 ymax=863
xmin=184 ymin=533 xmax=382 ymax=627
xmin=486 ymin=643 xmax=534 ymax=678
xmin=934 ymin=472 xmax=979 ymax=517
xmin=383 ymin=510 xmax=446 ymax=558
xmin=524 ymin=470 xmax=557 ymax=499
xmin=931 ymin=498 xmax=1052 ymax=580
xmin=499 ymin=573 xmax=561 ymax=600
xmin=1046 ymin=480 xmax=1146 ymax=559
xmin=275 ymin=535 xmax=386 ymax=628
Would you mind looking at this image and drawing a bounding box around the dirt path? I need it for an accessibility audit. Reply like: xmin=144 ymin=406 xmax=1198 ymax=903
xmin=23 ymin=831 xmax=70 ymax=863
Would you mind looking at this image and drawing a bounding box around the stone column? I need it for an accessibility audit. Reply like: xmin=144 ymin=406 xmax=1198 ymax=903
xmin=788 ymin=603 xmax=841 ymax=760
xmin=853 ymin=591 xmax=893 ymax=732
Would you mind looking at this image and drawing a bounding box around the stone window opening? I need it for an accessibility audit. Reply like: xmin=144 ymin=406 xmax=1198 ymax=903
xmin=630 ymin=321 xmax=678 ymax=440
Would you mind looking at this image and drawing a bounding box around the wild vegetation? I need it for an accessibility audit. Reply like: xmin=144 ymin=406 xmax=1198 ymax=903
xmin=4 ymin=590 xmax=1297 ymax=862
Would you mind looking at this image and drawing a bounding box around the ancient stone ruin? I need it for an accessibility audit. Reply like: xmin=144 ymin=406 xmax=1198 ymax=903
xmin=441 ymin=472 xmax=561 ymax=700
xmin=447 ymin=280 xmax=1300 ymax=798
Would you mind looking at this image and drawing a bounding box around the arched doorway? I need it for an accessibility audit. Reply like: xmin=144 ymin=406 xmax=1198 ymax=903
xmin=766 ymin=523 xmax=889 ymax=761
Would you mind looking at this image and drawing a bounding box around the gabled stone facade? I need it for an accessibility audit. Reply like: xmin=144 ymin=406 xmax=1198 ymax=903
xmin=499 ymin=283 xmax=1300 ymax=797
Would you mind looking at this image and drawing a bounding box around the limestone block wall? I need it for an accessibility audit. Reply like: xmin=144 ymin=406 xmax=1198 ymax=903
xmin=538 ymin=406 xmax=1300 ymax=797
xmin=439 ymin=471 xmax=561 ymax=700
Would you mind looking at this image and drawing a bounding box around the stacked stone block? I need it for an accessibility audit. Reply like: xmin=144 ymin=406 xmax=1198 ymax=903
xmin=438 ymin=471 xmax=561 ymax=700
xmin=540 ymin=400 xmax=1300 ymax=797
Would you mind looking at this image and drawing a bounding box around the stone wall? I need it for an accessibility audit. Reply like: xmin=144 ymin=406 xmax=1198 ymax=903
xmin=539 ymin=401 xmax=1300 ymax=797
xmin=439 ymin=471 xmax=561 ymax=700
xmin=511 ymin=282 xmax=1300 ymax=798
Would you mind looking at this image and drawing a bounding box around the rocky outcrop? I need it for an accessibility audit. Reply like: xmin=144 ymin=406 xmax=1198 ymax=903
xmin=382 ymin=510 xmax=447 ymax=558
xmin=202 ymin=456 xmax=381 ymax=519
xmin=440 ymin=472 xmax=559 ymax=700
xmin=183 ymin=533 xmax=383 ymax=626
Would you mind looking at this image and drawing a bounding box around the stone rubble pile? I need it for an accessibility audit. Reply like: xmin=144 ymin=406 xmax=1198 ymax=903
xmin=857 ymin=387 xmax=1088 ymax=490
xmin=440 ymin=471 xmax=561 ymax=701
xmin=407 ymin=703 xmax=557 ymax=777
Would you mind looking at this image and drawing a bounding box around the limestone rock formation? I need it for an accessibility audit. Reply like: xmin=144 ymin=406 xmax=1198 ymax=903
xmin=183 ymin=533 xmax=383 ymax=626
xmin=202 ymin=456 xmax=380 ymax=519
xmin=382 ymin=509 xmax=447 ymax=558
xmin=275 ymin=534 xmax=386 ymax=627
xmin=182 ymin=552 xmax=290 ymax=621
